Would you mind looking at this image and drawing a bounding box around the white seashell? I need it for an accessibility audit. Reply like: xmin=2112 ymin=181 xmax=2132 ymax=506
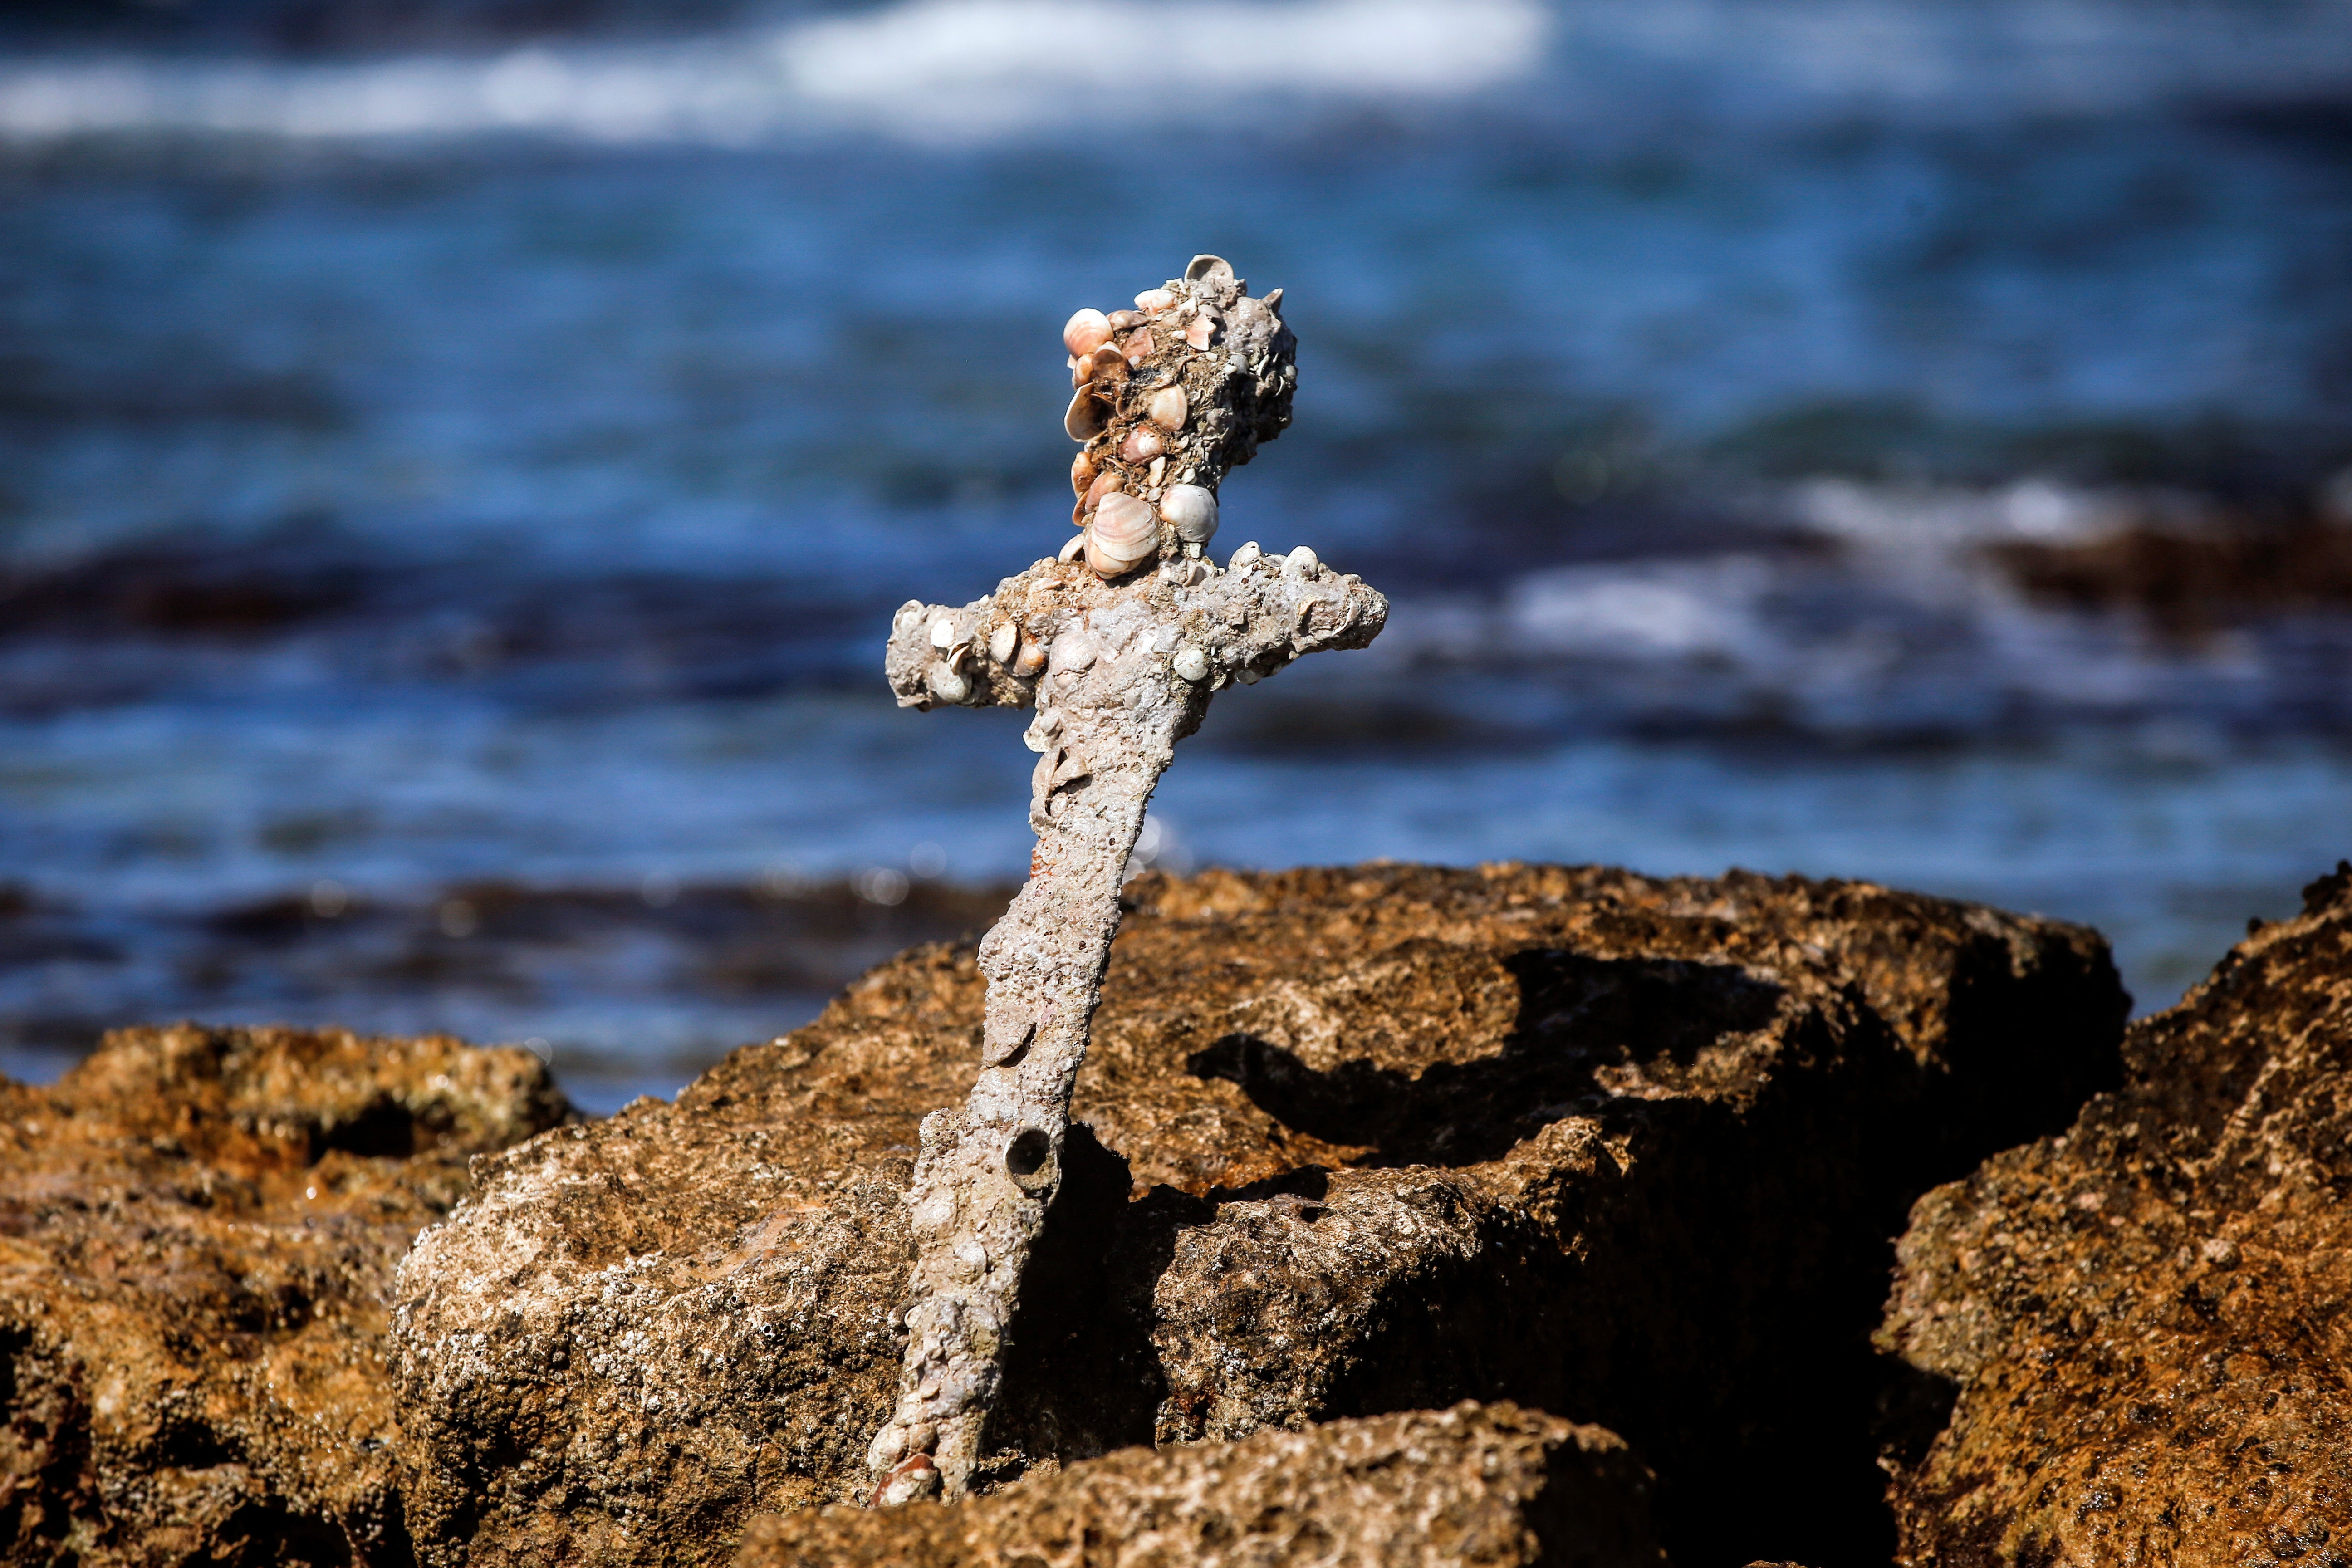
xmin=1083 ymin=470 xmax=1122 ymax=514
xmin=1148 ymin=456 xmax=1166 ymax=485
xmin=1063 ymin=309 xmax=1112 ymax=357
xmin=988 ymin=622 xmax=1019 ymax=666
xmin=1119 ymin=427 xmax=1166 ymax=464
xmin=1094 ymin=491 xmax=1156 ymax=543
xmin=1014 ymin=637 xmax=1049 ymax=676
xmin=1285 ymin=544 xmax=1321 ymax=576
xmin=928 ymin=662 xmax=970 ymax=704
xmin=1107 ymin=309 xmax=1142 ymax=333
xmin=1159 ymin=484 xmax=1217 ymax=544
xmin=1058 ymin=531 xmax=1087 ymax=563
xmin=1185 ymin=255 xmax=1235 ymax=289
xmin=1229 ymin=540 xmax=1262 ymax=568
xmin=1136 ymin=288 xmax=1176 ymax=314
xmin=1085 ymin=492 xmax=1159 ymax=578
xmin=1236 ymin=665 xmax=1262 ymax=685
xmin=1171 ymin=645 xmax=1210 ymax=682
xmin=1049 ymin=632 xmax=1097 ymax=673
xmin=1064 ymin=387 xmax=1109 ymax=442
xmin=1184 ymin=314 xmax=1216 ymax=351
xmin=929 ymin=617 xmax=957 ymax=650
xmin=1262 ymin=287 xmax=1283 ymax=317
xmin=1082 ymin=532 xmax=1124 ymax=577
xmin=1071 ymin=451 xmax=1095 ymax=497
xmin=1147 ymin=385 xmax=1188 ymax=431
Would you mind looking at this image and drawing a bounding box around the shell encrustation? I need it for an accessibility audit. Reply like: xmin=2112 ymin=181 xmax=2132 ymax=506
xmin=1062 ymin=255 xmax=1296 ymax=580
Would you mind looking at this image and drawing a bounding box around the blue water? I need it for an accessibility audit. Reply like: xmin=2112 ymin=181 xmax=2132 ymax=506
xmin=4 ymin=0 xmax=2350 ymax=1108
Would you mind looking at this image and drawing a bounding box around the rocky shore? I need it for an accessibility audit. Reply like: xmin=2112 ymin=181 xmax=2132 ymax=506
xmin=1880 ymin=860 xmax=2352 ymax=1564
xmin=4 ymin=859 xmax=2346 ymax=1566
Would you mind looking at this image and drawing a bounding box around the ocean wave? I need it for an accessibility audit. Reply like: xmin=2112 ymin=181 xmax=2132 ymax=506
xmin=1504 ymin=555 xmax=1779 ymax=661
xmin=0 ymin=0 xmax=1548 ymax=145
xmin=778 ymin=0 xmax=1552 ymax=127
xmin=2 ymin=0 xmax=2347 ymax=146
xmin=1387 ymin=478 xmax=2352 ymax=734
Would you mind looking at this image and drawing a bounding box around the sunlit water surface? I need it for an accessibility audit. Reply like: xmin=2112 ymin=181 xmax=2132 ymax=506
xmin=4 ymin=0 xmax=2349 ymax=1109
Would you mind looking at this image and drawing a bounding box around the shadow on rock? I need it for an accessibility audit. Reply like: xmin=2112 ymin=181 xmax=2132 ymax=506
xmin=1880 ymin=860 xmax=2352 ymax=1564
xmin=1186 ymin=952 xmax=1785 ymax=1166
xmin=985 ymin=1125 xmax=1181 ymax=1470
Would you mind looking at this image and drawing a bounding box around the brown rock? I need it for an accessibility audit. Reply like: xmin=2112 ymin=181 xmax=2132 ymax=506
xmin=388 ymin=863 xmax=2127 ymax=1568
xmin=1990 ymin=518 xmax=2352 ymax=637
xmin=0 ymin=1022 xmax=569 ymax=1566
xmin=732 ymin=1401 xmax=1665 ymax=1568
xmin=1880 ymin=861 xmax=2352 ymax=1567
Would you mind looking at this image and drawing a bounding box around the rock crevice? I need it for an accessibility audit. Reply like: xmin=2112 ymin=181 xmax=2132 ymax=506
xmin=0 ymin=1023 xmax=568 ymax=1567
xmin=1880 ymin=862 xmax=2352 ymax=1567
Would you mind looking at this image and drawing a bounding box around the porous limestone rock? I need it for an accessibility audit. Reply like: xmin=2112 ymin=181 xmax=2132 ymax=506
xmin=1879 ymin=862 xmax=2352 ymax=1567
xmin=0 ymin=1023 xmax=568 ymax=1567
xmin=732 ymin=1401 xmax=1665 ymax=1568
xmin=388 ymin=862 xmax=2126 ymax=1568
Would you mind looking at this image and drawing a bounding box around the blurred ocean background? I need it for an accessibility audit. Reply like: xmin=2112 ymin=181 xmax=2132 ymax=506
xmin=2 ymin=0 xmax=2348 ymax=1110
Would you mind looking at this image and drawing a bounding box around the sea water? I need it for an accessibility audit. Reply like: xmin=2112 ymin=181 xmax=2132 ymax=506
xmin=3 ymin=0 xmax=2349 ymax=1108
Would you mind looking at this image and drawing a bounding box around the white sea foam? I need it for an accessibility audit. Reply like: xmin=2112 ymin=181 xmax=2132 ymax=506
xmin=0 ymin=44 xmax=790 ymax=143
xmin=1792 ymin=478 xmax=2164 ymax=550
xmin=0 ymin=0 xmax=1549 ymax=144
xmin=779 ymin=0 xmax=1551 ymax=125
xmin=1381 ymin=475 xmax=2292 ymax=735
xmin=1505 ymin=556 xmax=1777 ymax=661
xmin=2 ymin=0 xmax=2347 ymax=146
